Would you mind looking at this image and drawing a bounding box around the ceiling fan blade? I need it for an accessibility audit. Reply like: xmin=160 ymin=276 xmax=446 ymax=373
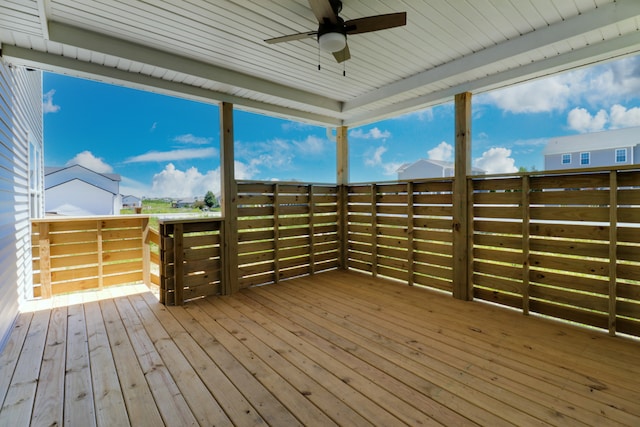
xmin=345 ymin=12 xmax=407 ymax=35
xmin=265 ymin=31 xmax=317 ymax=44
xmin=333 ymin=43 xmax=350 ymax=63
xmin=309 ymin=0 xmax=338 ymax=24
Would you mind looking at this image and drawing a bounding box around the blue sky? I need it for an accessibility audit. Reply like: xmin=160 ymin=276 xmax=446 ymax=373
xmin=43 ymin=54 xmax=640 ymax=198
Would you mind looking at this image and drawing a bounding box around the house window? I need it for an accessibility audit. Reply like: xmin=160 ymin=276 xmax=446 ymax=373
xmin=616 ymin=148 xmax=627 ymax=163
xmin=29 ymin=139 xmax=43 ymax=218
xmin=561 ymin=153 xmax=571 ymax=164
xmin=580 ymin=152 xmax=590 ymax=165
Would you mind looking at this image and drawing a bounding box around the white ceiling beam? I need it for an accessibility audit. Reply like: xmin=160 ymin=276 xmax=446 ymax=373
xmin=1 ymin=45 xmax=343 ymax=127
xmin=343 ymin=0 xmax=640 ymax=113
xmin=344 ymin=30 xmax=640 ymax=127
xmin=46 ymin=21 xmax=343 ymax=114
xmin=36 ymin=0 xmax=50 ymax=39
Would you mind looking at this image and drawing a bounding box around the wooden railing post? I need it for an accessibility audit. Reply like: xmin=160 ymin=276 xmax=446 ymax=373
xmin=174 ymin=223 xmax=184 ymax=305
xmin=336 ymin=125 xmax=349 ymax=270
xmin=142 ymin=217 xmax=150 ymax=287
xmin=97 ymin=220 xmax=104 ymax=290
xmin=371 ymin=183 xmax=378 ymax=277
xmin=608 ymin=170 xmax=618 ymax=336
xmin=309 ymin=184 xmax=316 ymax=275
xmin=521 ymin=174 xmax=531 ymax=315
xmin=273 ymin=183 xmax=280 ymax=283
xmin=39 ymin=222 xmax=52 ymax=299
xmin=453 ymin=92 xmax=472 ymax=301
xmin=220 ymin=101 xmax=238 ymax=294
xmin=407 ymin=182 xmax=414 ymax=286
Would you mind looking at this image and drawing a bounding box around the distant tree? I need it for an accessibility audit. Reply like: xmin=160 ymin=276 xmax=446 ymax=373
xmin=204 ymin=190 xmax=217 ymax=208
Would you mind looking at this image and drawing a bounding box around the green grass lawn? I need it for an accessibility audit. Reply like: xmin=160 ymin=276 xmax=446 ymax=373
xmin=121 ymin=198 xmax=221 ymax=229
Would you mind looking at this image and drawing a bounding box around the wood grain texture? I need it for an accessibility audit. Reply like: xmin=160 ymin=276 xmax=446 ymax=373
xmin=3 ymin=272 xmax=640 ymax=425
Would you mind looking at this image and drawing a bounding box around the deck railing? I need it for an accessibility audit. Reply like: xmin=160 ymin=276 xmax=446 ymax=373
xmin=31 ymin=216 xmax=155 ymax=298
xmin=30 ymin=167 xmax=640 ymax=337
xmin=342 ymin=167 xmax=640 ymax=338
xmin=236 ymin=182 xmax=340 ymax=287
xmin=158 ymin=217 xmax=223 ymax=305
xmin=470 ymin=168 xmax=640 ymax=337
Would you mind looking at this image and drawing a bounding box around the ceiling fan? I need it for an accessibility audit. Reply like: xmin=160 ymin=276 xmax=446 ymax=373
xmin=264 ymin=0 xmax=407 ymax=63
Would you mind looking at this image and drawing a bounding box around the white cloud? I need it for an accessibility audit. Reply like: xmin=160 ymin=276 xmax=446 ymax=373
xmin=236 ymin=135 xmax=327 ymax=178
xmin=149 ymin=163 xmax=220 ymax=198
xmin=479 ymin=56 xmax=640 ymax=116
xmin=173 ymin=133 xmax=213 ymax=145
xmin=566 ymin=103 xmax=640 ymax=133
xmin=66 ymin=151 xmax=113 ymax=173
xmin=248 ymin=138 xmax=294 ymax=170
xmin=350 ymin=127 xmax=391 ymax=140
xmin=43 ymin=89 xmax=60 ymax=114
xmin=147 ymin=161 xmax=258 ymax=198
xmin=609 ymin=104 xmax=640 ymax=128
xmin=474 ymin=147 xmax=518 ymax=174
xmin=382 ymin=162 xmax=404 ymax=176
xmin=482 ymin=76 xmax=572 ymax=113
xmin=124 ymin=147 xmax=217 ymax=163
xmin=363 ymin=145 xmax=401 ymax=176
xmin=579 ymin=56 xmax=640 ymax=106
xmin=567 ymin=107 xmax=608 ymax=133
xmin=427 ymin=141 xmax=453 ymax=161
xmin=293 ymin=135 xmax=327 ymax=155
xmin=234 ymin=160 xmax=257 ymax=180
xmin=365 ymin=146 xmax=387 ymax=166
xmin=150 ymin=122 xmax=157 ymax=132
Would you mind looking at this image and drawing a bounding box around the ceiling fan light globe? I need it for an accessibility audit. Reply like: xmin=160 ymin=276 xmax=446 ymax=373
xmin=318 ymin=32 xmax=346 ymax=52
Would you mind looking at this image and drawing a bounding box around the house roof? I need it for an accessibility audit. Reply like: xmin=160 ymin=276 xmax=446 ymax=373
xmin=45 ymin=165 xmax=121 ymax=182
xmin=2 ymin=1 xmax=640 ymax=127
xmin=543 ymin=126 xmax=640 ymax=155
xmin=45 ymin=164 xmax=121 ymax=194
xmin=397 ymin=158 xmax=485 ymax=174
xmin=46 ymin=178 xmax=118 ymax=195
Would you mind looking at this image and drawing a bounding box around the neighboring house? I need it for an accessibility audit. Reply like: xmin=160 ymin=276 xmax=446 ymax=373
xmin=45 ymin=165 xmax=122 ymax=216
xmin=122 ymin=195 xmax=142 ymax=208
xmin=173 ymin=199 xmax=194 ymax=208
xmin=397 ymin=159 xmax=485 ymax=180
xmin=543 ymin=126 xmax=640 ymax=170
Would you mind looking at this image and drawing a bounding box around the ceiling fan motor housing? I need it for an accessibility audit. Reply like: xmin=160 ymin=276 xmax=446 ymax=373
xmin=317 ymin=17 xmax=347 ymax=52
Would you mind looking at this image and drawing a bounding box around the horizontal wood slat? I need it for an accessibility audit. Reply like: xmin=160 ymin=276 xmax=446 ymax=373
xmin=470 ymin=169 xmax=640 ymax=336
xmin=159 ymin=218 xmax=223 ymax=305
xmin=235 ymin=182 xmax=340 ymax=289
xmin=346 ymin=180 xmax=454 ymax=289
xmin=31 ymin=217 xmax=150 ymax=297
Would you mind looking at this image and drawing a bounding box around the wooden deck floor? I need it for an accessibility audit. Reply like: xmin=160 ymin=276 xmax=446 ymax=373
xmin=1 ymin=271 xmax=639 ymax=426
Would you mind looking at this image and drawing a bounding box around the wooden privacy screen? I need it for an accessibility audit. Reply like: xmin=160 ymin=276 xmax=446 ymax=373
xmin=472 ymin=169 xmax=640 ymax=337
xmin=31 ymin=216 xmax=149 ymax=297
xmin=346 ymin=181 xmax=454 ymax=292
xmin=159 ymin=218 xmax=223 ymax=305
xmin=236 ymin=182 xmax=340 ymax=287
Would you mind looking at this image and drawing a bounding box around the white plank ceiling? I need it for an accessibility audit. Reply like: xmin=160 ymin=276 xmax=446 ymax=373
xmin=1 ymin=0 xmax=640 ymax=127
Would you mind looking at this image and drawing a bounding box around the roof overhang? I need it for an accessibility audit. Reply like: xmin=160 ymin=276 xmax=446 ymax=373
xmin=2 ymin=0 xmax=640 ymax=128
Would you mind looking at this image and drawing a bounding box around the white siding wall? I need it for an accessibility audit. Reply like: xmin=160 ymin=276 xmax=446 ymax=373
xmin=0 ymin=60 xmax=42 ymax=349
xmin=46 ymin=180 xmax=116 ymax=215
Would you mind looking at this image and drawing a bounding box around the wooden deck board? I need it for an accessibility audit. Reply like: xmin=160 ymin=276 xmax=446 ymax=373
xmin=2 ymin=271 xmax=640 ymax=426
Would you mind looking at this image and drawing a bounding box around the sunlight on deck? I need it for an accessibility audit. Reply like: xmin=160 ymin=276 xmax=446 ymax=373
xmin=20 ymin=283 xmax=156 ymax=313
